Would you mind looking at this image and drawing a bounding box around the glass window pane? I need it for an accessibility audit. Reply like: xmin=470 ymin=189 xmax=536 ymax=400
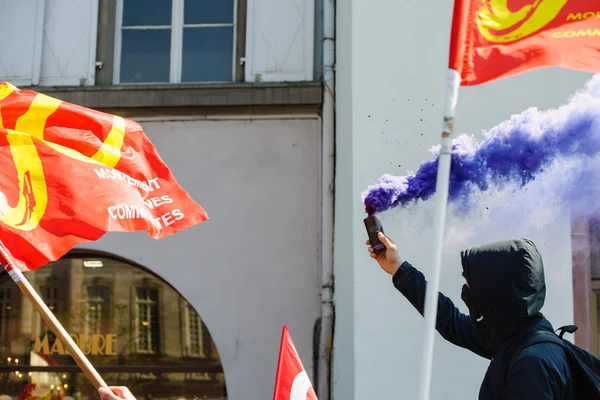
xmin=184 ymin=0 xmax=234 ymax=24
xmin=0 ymin=256 xmax=227 ymax=400
xmin=121 ymin=29 xmax=171 ymax=83
xmin=182 ymin=27 xmax=234 ymax=82
xmin=123 ymin=0 xmax=172 ymax=26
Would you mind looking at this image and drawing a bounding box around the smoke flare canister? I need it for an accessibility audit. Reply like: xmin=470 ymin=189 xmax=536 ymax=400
xmin=364 ymin=215 xmax=386 ymax=254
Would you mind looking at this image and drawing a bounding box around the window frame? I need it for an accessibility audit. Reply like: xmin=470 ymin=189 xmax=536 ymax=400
xmin=184 ymin=303 xmax=205 ymax=358
xmin=133 ymin=281 xmax=162 ymax=354
xmin=84 ymin=281 xmax=112 ymax=335
xmin=0 ymin=287 xmax=12 ymax=350
xmin=40 ymin=277 xmax=65 ymax=316
xmin=113 ymin=0 xmax=239 ymax=85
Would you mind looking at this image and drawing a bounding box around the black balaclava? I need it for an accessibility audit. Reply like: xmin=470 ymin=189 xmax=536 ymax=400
xmin=460 ymin=238 xmax=546 ymax=344
xmin=461 ymin=284 xmax=483 ymax=323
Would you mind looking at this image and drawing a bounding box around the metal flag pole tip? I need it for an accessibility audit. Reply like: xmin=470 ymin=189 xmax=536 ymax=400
xmin=416 ymin=68 xmax=461 ymax=400
xmin=0 ymin=241 xmax=108 ymax=390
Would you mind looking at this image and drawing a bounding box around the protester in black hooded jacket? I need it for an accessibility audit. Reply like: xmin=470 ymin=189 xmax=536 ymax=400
xmin=367 ymin=233 xmax=574 ymax=399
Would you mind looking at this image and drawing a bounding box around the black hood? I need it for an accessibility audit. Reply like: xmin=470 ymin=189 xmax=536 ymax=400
xmin=461 ymin=238 xmax=546 ymax=343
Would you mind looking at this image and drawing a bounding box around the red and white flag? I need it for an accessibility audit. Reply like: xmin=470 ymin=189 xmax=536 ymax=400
xmin=273 ymin=325 xmax=318 ymax=400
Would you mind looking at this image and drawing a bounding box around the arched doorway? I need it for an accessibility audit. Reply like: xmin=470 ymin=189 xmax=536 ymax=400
xmin=0 ymin=252 xmax=227 ymax=400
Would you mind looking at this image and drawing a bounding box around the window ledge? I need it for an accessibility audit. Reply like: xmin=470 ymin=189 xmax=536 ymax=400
xmin=34 ymin=82 xmax=323 ymax=110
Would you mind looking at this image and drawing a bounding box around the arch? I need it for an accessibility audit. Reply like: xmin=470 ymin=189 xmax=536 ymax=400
xmin=0 ymin=251 xmax=228 ymax=400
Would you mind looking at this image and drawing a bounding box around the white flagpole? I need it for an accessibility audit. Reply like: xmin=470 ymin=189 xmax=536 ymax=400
xmin=416 ymin=68 xmax=462 ymax=400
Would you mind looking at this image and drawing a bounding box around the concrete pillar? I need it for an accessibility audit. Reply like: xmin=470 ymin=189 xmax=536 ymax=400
xmin=571 ymin=215 xmax=593 ymax=352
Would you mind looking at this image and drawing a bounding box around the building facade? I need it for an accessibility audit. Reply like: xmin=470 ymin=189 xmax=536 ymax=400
xmin=2 ymin=1 xmax=600 ymax=400
xmin=0 ymin=1 xmax=329 ymax=400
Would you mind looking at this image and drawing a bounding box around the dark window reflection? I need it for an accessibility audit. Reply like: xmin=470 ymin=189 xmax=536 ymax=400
xmin=181 ymin=26 xmax=234 ymax=82
xmin=120 ymin=29 xmax=171 ymax=83
xmin=123 ymin=0 xmax=172 ymax=27
xmin=0 ymin=255 xmax=227 ymax=400
xmin=184 ymin=0 xmax=234 ymax=24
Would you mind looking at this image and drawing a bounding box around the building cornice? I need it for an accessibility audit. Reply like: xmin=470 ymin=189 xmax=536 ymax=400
xmin=34 ymin=82 xmax=323 ymax=110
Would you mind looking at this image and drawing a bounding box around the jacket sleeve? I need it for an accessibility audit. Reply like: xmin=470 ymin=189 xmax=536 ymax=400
xmin=392 ymin=261 xmax=493 ymax=359
xmin=503 ymin=348 xmax=567 ymax=399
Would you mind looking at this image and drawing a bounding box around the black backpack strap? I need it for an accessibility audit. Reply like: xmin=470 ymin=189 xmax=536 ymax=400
xmin=511 ymin=325 xmax=577 ymax=359
xmin=513 ymin=330 xmax=565 ymax=355
xmin=556 ymin=325 xmax=578 ymax=339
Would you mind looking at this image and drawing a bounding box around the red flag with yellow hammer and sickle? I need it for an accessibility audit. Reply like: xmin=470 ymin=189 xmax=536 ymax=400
xmin=449 ymin=0 xmax=600 ymax=85
xmin=0 ymin=82 xmax=208 ymax=272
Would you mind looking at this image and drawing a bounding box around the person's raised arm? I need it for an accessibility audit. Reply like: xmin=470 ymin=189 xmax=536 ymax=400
xmin=367 ymin=232 xmax=493 ymax=359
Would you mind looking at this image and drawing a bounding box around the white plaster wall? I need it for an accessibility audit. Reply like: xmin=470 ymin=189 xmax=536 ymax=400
xmin=76 ymin=117 xmax=322 ymax=400
xmin=333 ymin=0 xmax=592 ymax=399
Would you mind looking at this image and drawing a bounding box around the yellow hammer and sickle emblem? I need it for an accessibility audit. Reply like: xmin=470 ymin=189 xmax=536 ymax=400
xmin=476 ymin=0 xmax=568 ymax=43
xmin=0 ymin=83 xmax=127 ymax=231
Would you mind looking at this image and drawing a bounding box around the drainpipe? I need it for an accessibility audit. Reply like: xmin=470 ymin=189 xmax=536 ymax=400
xmin=318 ymin=0 xmax=335 ymax=399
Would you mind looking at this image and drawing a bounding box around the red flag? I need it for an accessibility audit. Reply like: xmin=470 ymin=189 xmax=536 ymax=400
xmin=273 ymin=325 xmax=318 ymax=400
xmin=0 ymin=82 xmax=208 ymax=271
xmin=449 ymin=0 xmax=600 ymax=85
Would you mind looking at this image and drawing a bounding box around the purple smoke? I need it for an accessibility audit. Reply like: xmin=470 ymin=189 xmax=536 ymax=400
xmin=362 ymin=75 xmax=600 ymax=216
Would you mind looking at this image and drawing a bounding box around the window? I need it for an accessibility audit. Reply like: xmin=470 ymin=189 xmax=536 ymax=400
xmin=42 ymin=286 xmax=61 ymax=313
xmin=0 ymin=254 xmax=226 ymax=400
xmin=0 ymin=288 xmax=11 ymax=351
xmin=185 ymin=303 xmax=205 ymax=357
xmin=114 ymin=0 xmax=236 ymax=84
xmin=37 ymin=275 xmax=66 ymax=340
xmin=135 ymin=285 xmax=161 ymax=353
xmin=85 ymin=284 xmax=110 ymax=335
